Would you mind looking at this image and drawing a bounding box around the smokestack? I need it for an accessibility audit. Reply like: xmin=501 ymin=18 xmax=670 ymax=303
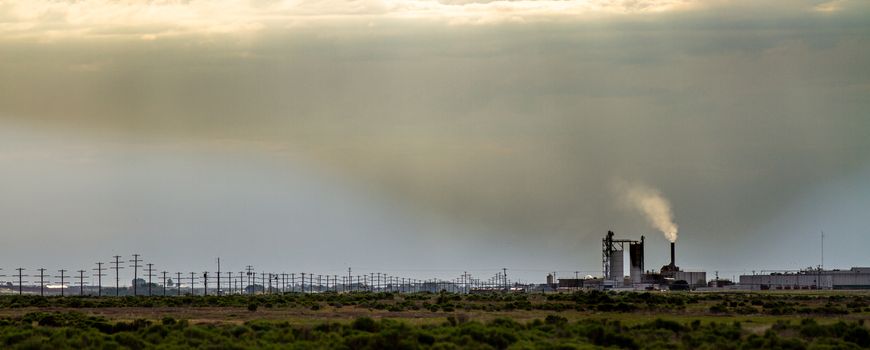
xmin=670 ymin=242 xmax=675 ymax=268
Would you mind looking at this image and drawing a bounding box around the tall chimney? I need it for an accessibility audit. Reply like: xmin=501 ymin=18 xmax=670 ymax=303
xmin=670 ymin=242 xmax=675 ymax=267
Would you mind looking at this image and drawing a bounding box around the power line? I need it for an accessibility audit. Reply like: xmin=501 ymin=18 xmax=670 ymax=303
xmin=176 ymin=272 xmax=183 ymax=296
xmin=145 ymin=263 xmax=155 ymax=297
xmin=110 ymin=256 xmax=123 ymax=296
xmin=93 ymin=262 xmax=106 ymax=297
xmin=36 ymin=268 xmax=48 ymax=297
xmin=129 ymin=254 xmax=142 ymax=296
xmin=15 ymin=268 xmax=26 ymax=295
xmin=161 ymin=271 xmax=168 ymax=296
xmin=76 ymin=270 xmax=88 ymax=296
xmin=189 ymin=272 xmax=196 ymax=295
xmin=216 ymin=258 xmax=221 ymax=296
xmin=55 ymin=269 xmax=68 ymax=297
xmin=203 ymin=271 xmax=208 ymax=296
xmin=245 ymin=266 xmax=254 ymax=295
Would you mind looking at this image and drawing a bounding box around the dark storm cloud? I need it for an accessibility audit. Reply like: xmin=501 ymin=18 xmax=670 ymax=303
xmin=1 ymin=1 xmax=869 ymax=276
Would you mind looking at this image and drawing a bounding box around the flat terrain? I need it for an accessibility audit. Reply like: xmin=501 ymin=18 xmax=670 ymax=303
xmin=0 ymin=291 xmax=866 ymax=348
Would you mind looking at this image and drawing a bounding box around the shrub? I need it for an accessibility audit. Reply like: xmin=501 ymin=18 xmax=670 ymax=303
xmin=352 ymin=317 xmax=379 ymax=333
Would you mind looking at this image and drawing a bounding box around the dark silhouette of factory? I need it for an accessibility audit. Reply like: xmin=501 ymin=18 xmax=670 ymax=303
xmin=601 ymin=230 xmax=706 ymax=290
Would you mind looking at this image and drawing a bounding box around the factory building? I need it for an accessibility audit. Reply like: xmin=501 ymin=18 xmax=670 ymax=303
xmin=674 ymin=271 xmax=707 ymax=288
xmin=739 ymin=267 xmax=870 ymax=290
xmin=601 ymin=231 xmax=707 ymax=290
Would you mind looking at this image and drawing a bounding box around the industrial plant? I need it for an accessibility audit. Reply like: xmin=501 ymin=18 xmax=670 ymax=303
xmin=545 ymin=231 xmax=870 ymax=292
xmin=600 ymin=230 xmax=706 ymax=290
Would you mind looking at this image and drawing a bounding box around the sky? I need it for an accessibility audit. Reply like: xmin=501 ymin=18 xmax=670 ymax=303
xmin=1 ymin=0 xmax=869 ymax=285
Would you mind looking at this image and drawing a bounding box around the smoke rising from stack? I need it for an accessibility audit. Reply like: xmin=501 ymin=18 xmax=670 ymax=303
xmin=615 ymin=181 xmax=679 ymax=242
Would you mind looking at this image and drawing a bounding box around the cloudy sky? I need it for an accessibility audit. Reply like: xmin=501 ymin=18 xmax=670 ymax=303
xmin=1 ymin=0 xmax=868 ymax=283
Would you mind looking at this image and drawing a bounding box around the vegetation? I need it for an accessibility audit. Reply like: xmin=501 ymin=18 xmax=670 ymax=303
xmin=0 ymin=290 xmax=867 ymax=316
xmin=0 ymin=311 xmax=866 ymax=349
xmin=0 ymin=291 xmax=866 ymax=348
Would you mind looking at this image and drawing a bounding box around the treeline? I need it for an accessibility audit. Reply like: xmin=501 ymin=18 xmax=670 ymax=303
xmin=0 ymin=291 xmax=867 ymax=316
xmin=0 ymin=311 xmax=867 ymax=349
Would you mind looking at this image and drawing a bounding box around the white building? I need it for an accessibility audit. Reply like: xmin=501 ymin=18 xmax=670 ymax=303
xmin=739 ymin=267 xmax=870 ymax=290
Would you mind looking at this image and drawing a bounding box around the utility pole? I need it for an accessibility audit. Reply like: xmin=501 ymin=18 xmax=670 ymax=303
xmin=503 ymin=268 xmax=508 ymax=291
xmin=129 ymin=254 xmax=141 ymax=296
xmin=203 ymin=271 xmax=209 ymax=296
xmin=245 ymin=266 xmax=254 ymax=295
xmin=15 ymin=268 xmax=26 ymax=295
xmin=36 ymin=268 xmax=47 ymax=296
xmin=176 ymin=272 xmax=183 ymax=296
xmin=189 ymin=272 xmax=195 ymax=295
xmin=216 ymin=258 xmax=221 ymax=296
xmin=260 ymin=272 xmax=266 ymax=294
xmin=76 ymin=270 xmax=87 ymax=296
xmin=226 ymin=271 xmax=232 ymax=295
xmin=111 ymin=255 xmax=123 ymax=296
xmin=161 ymin=271 xmax=168 ymax=296
xmin=56 ymin=269 xmax=68 ymax=296
xmin=145 ymin=263 xmax=155 ymax=296
xmin=238 ymin=271 xmax=244 ymax=294
xmin=290 ymin=273 xmax=295 ymax=293
xmin=93 ymin=262 xmax=106 ymax=297
xmin=301 ymin=273 xmax=306 ymax=293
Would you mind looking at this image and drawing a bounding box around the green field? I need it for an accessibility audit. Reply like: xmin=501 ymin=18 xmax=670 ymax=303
xmin=0 ymin=291 xmax=867 ymax=349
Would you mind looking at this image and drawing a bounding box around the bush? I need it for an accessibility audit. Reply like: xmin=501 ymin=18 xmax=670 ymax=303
xmin=352 ymin=317 xmax=379 ymax=332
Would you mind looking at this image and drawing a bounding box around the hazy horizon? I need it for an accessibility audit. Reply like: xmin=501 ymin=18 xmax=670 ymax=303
xmin=1 ymin=0 xmax=869 ymax=284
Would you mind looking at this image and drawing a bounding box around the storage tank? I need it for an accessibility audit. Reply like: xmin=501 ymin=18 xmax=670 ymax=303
xmin=610 ymin=250 xmax=624 ymax=287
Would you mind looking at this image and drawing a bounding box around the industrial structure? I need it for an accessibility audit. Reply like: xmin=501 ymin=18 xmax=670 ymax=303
xmin=602 ymin=231 xmax=644 ymax=288
xmin=739 ymin=267 xmax=870 ymax=290
xmin=601 ymin=231 xmax=706 ymax=290
xmin=651 ymin=241 xmax=707 ymax=288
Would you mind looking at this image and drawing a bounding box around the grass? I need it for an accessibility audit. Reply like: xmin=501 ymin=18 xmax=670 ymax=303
xmin=0 ymin=290 xmax=866 ymax=348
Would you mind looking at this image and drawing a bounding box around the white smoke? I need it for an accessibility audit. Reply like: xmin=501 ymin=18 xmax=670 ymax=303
xmin=614 ymin=181 xmax=679 ymax=242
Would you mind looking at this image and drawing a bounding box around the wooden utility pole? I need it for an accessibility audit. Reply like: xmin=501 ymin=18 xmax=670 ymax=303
xmin=226 ymin=271 xmax=232 ymax=295
xmin=56 ymin=269 xmax=68 ymax=296
xmin=93 ymin=262 xmax=106 ymax=297
xmin=161 ymin=271 xmax=168 ymax=296
xmin=35 ymin=268 xmax=48 ymax=296
xmin=145 ymin=263 xmax=155 ymax=296
xmin=216 ymin=258 xmax=221 ymax=296
xmin=111 ymin=256 xmax=123 ymax=296
xmin=76 ymin=270 xmax=87 ymax=296
xmin=189 ymin=272 xmax=195 ymax=295
xmin=15 ymin=268 xmax=26 ymax=295
xmin=176 ymin=272 xmax=183 ymax=296
xmin=129 ymin=254 xmax=142 ymax=296
xmin=245 ymin=266 xmax=254 ymax=295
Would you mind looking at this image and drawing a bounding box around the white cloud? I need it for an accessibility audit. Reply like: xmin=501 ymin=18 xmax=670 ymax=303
xmin=0 ymin=0 xmax=699 ymax=40
xmin=5 ymin=0 xmax=868 ymax=40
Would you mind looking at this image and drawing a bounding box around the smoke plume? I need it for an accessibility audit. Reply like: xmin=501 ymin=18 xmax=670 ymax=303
xmin=615 ymin=181 xmax=679 ymax=242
